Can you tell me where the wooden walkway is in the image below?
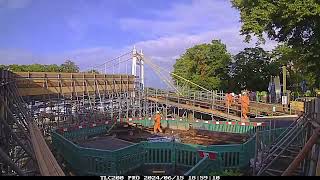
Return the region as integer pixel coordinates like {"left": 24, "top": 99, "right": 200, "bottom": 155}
{"left": 147, "top": 96, "right": 241, "bottom": 121}
{"left": 147, "top": 95, "right": 299, "bottom": 121}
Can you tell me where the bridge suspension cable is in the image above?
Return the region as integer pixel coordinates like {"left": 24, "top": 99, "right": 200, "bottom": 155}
{"left": 143, "top": 56, "right": 210, "bottom": 92}
{"left": 144, "top": 56, "right": 181, "bottom": 93}
{"left": 95, "top": 57, "right": 132, "bottom": 73}
{"left": 85, "top": 51, "right": 132, "bottom": 72}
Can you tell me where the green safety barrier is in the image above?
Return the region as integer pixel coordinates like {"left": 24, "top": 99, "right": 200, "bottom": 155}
{"left": 130, "top": 118, "right": 269, "bottom": 135}
{"left": 184, "top": 156, "right": 221, "bottom": 176}
{"left": 60, "top": 124, "right": 110, "bottom": 140}
{"left": 52, "top": 119, "right": 284, "bottom": 176}
{"left": 52, "top": 131, "right": 144, "bottom": 175}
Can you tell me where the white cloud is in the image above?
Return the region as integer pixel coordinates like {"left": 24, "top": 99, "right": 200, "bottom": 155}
{"left": 118, "top": 0, "right": 278, "bottom": 79}
{"left": 132, "top": 28, "right": 277, "bottom": 70}
{"left": 120, "top": 0, "right": 238, "bottom": 37}
{"left": 0, "top": 0, "right": 279, "bottom": 89}
{"left": 0, "top": 0, "right": 31, "bottom": 9}
{"left": 0, "top": 27, "right": 277, "bottom": 74}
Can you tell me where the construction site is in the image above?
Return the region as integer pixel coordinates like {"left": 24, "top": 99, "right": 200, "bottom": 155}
{"left": 0, "top": 47, "right": 319, "bottom": 176}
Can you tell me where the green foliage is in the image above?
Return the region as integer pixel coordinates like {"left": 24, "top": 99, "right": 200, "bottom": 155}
{"left": 209, "top": 169, "right": 243, "bottom": 176}
{"left": 172, "top": 40, "right": 231, "bottom": 91}
{"left": 231, "top": 0, "right": 320, "bottom": 89}
{"left": 271, "top": 44, "right": 308, "bottom": 92}
{"left": 1, "top": 60, "right": 80, "bottom": 73}
{"left": 86, "top": 69, "right": 100, "bottom": 74}
{"left": 60, "top": 60, "right": 79, "bottom": 73}
{"left": 0, "top": 65, "right": 6, "bottom": 71}
{"left": 230, "top": 47, "right": 280, "bottom": 92}
{"left": 46, "top": 64, "right": 61, "bottom": 72}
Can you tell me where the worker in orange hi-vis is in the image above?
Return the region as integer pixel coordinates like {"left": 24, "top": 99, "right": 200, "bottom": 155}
{"left": 225, "top": 92, "right": 233, "bottom": 112}
{"left": 240, "top": 91, "right": 250, "bottom": 122}
{"left": 154, "top": 111, "right": 163, "bottom": 133}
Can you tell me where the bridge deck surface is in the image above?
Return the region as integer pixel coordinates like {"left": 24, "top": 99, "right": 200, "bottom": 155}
{"left": 147, "top": 96, "right": 298, "bottom": 121}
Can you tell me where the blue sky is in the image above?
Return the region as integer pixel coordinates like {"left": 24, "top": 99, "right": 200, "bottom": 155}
{"left": 0, "top": 0, "right": 277, "bottom": 88}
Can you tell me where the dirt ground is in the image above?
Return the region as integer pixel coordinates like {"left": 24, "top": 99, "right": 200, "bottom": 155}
{"left": 107, "top": 123, "right": 249, "bottom": 146}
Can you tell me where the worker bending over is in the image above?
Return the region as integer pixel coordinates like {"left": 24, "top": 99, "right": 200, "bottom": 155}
{"left": 154, "top": 111, "right": 163, "bottom": 133}
{"left": 239, "top": 91, "right": 250, "bottom": 122}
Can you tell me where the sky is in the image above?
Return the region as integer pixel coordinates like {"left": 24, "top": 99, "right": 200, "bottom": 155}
{"left": 0, "top": 0, "right": 278, "bottom": 88}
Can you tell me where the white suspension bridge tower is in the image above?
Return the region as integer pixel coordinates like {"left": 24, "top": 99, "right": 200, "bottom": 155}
{"left": 132, "top": 46, "right": 144, "bottom": 90}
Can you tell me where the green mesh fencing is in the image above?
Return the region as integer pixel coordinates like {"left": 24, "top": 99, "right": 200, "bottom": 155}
{"left": 52, "top": 118, "right": 283, "bottom": 176}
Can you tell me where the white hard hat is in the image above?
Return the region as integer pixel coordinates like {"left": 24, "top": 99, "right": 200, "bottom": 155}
{"left": 231, "top": 93, "right": 235, "bottom": 96}
{"left": 156, "top": 111, "right": 160, "bottom": 114}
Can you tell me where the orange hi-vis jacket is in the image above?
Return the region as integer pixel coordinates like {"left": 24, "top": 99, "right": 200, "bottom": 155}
{"left": 240, "top": 95, "right": 250, "bottom": 110}
{"left": 155, "top": 114, "right": 161, "bottom": 124}
{"left": 154, "top": 114, "right": 162, "bottom": 133}
{"left": 225, "top": 93, "right": 233, "bottom": 107}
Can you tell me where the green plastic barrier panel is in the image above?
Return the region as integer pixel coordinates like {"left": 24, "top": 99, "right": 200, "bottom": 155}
{"left": 184, "top": 151, "right": 222, "bottom": 176}
{"left": 128, "top": 118, "right": 269, "bottom": 135}
{"left": 51, "top": 118, "right": 280, "bottom": 176}
{"left": 184, "top": 156, "right": 212, "bottom": 175}
{"left": 58, "top": 123, "right": 110, "bottom": 140}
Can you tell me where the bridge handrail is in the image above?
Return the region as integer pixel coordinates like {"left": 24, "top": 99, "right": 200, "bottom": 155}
{"left": 145, "top": 89, "right": 301, "bottom": 116}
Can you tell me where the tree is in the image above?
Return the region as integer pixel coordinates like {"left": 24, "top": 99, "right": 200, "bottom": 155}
{"left": 271, "top": 44, "right": 307, "bottom": 92}
{"left": 25, "top": 64, "right": 46, "bottom": 72}
{"left": 1, "top": 61, "right": 80, "bottom": 73}
{"left": 8, "top": 64, "right": 26, "bottom": 72}
{"left": 60, "top": 60, "right": 79, "bottom": 73}
{"left": 86, "top": 69, "right": 100, "bottom": 74}
{"left": 231, "top": 0, "right": 320, "bottom": 89}
{"left": 0, "top": 65, "right": 7, "bottom": 71}
{"left": 172, "top": 40, "right": 231, "bottom": 91}
{"left": 46, "top": 64, "right": 60, "bottom": 72}
{"left": 231, "top": 47, "right": 280, "bottom": 92}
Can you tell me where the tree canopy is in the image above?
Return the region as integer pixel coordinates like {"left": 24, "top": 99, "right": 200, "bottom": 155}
{"left": 230, "top": 47, "right": 280, "bottom": 92}
{"left": 86, "top": 69, "right": 100, "bottom": 74}
{"left": 1, "top": 60, "right": 80, "bottom": 73}
{"left": 60, "top": 60, "right": 80, "bottom": 73}
{"left": 231, "top": 0, "right": 320, "bottom": 89}
{"left": 172, "top": 40, "right": 231, "bottom": 91}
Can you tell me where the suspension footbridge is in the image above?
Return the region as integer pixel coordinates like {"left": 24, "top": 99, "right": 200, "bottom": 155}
{"left": 0, "top": 47, "right": 318, "bottom": 176}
